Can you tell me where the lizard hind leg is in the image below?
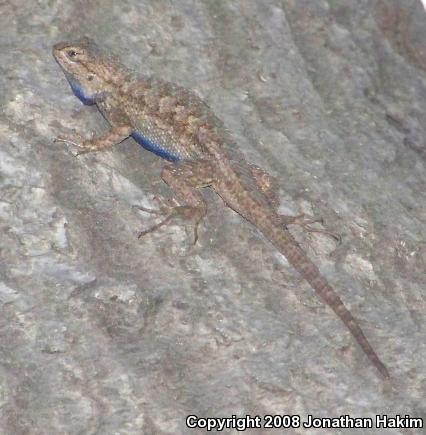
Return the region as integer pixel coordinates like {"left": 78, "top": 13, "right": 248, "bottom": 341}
{"left": 248, "top": 164, "right": 340, "bottom": 242}
{"left": 279, "top": 213, "right": 341, "bottom": 242}
{"left": 138, "top": 161, "right": 214, "bottom": 244}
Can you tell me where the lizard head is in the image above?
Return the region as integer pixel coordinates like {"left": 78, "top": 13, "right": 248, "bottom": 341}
{"left": 53, "top": 37, "right": 119, "bottom": 105}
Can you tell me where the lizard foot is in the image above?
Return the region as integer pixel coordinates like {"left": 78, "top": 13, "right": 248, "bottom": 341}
{"left": 280, "top": 212, "right": 341, "bottom": 242}
{"left": 137, "top": 204, "right": 206, "bottom": 245}
{"left": 54, "top": 133, "right": 98, "bottom": 156}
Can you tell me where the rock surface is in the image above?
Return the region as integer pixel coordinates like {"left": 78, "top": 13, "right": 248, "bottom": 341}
{"left": 1, "top": 0, "right": 425, "bottom": 433}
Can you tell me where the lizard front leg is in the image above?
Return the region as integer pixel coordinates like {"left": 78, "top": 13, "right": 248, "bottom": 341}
{"left": 55, "top": 124, "right": 133, "bottom": 155}
{"left": 138, "top": 160, "right": 215, "bottom": 244}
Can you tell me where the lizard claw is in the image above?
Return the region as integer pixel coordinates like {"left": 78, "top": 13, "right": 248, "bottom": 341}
{"left": 132, "top": 204, "right": 163, "bottom": 216}
{"left": 132, "top": 196, "right": 177, "bottom": 217}
{"left": 137, "top": 204, "right": 205, "bottom": 244}
{"left": 280, "top": 212, "right": 341, "bottom": 242}
{"left": 54, "top": 135, "right": 83, "bottom": 157}
{"left": 54, "top": 133, "right": 97, "bottom": 156}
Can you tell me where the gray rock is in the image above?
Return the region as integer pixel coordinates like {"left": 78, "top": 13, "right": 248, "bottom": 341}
{"left": 0, "top": 0, "right": 425, "bottom": 433}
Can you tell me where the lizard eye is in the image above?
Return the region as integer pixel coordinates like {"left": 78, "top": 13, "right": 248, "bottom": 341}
{"left": 67, "top": 50, "right": 78, "bottom": 58}
{"left": 87, "top": 75, "right": 94, "bottom": 81}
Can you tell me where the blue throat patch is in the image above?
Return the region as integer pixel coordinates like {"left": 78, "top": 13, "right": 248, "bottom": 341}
{"left": 66, "top": 73, "right": 97, "bottom": 105}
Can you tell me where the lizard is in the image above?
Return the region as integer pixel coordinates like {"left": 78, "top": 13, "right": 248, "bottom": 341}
{"left": 52, "top": 37, "right": 390, "bottom": 379}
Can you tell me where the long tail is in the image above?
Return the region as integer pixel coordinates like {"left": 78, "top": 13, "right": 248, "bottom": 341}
{"left": 258, "top": 217, "right": 389, "bottom": 378}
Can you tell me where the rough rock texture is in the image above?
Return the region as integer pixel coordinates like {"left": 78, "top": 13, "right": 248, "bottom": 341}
{"left": 1, "top": 0, "right": 425, "bottom": 434}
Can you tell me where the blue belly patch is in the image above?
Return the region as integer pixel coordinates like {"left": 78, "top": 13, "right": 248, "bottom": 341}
{"left": 131, "top": 130, "right": 181, "bottom": 162}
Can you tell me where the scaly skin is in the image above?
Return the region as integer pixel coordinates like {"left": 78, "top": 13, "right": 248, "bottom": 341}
{"left": 53, "top": 37, "right": 389, "bottom": 378}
